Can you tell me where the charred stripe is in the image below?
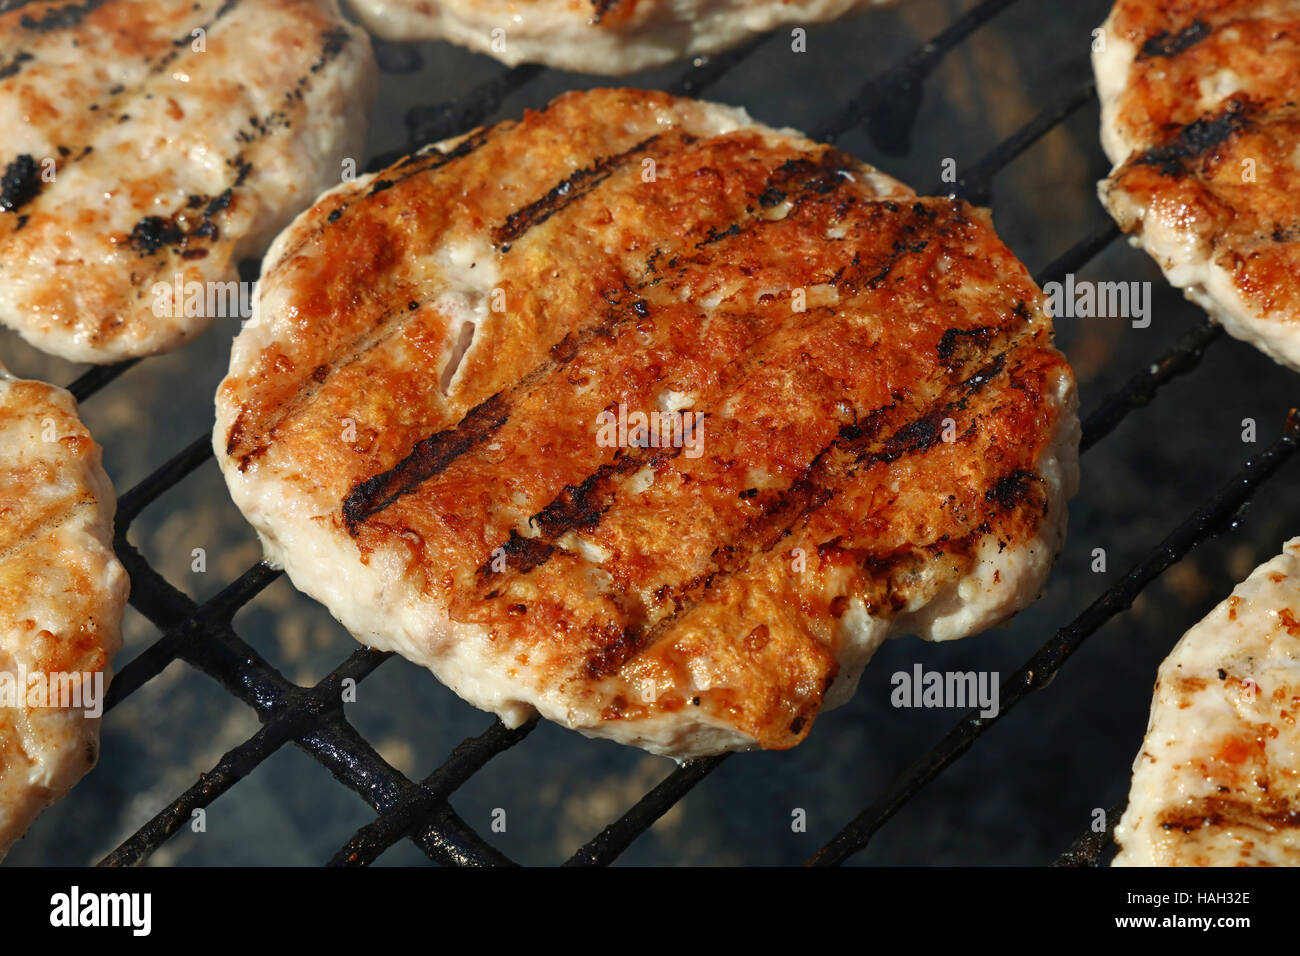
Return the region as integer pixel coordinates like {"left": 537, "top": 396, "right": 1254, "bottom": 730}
{"left": 342, "top": 392, "right": 510, "bottom": 533}
{"left": 493, "top": 135, "right": 659, "bottom": 249}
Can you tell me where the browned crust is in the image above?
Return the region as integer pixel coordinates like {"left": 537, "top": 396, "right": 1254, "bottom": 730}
{"left": 220, "top": 89, "right": 1073, "bottom": 748}
{"left": 1103, "top": 0, "right": 1300, "bottom": 328}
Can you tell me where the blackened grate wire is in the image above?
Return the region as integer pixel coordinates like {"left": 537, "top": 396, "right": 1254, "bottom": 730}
{"left": 62, "top": 0, "right": 1298, "bottom": 867}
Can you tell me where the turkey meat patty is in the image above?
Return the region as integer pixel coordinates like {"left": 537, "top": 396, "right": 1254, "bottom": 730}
{"left": 347, "top": 0, "right": 897, "bottom": 74}
{"left": 0, "top": 363, "right": 127, "bottom": 860}
{"left": 215, "top": 88, "right": 1080, "bottom": 758}
{"left": 1097, "top": 0, "right": 1300, "bottom": 370}
{"left": 0, "top": 0, "right": 376, "bottom": 362}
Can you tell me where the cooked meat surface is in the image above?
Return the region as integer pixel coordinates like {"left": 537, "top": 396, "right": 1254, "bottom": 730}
{"left": 1114, "top": 538, "right": 1300, "bottom": 866}
{"left": 215, "top": 88, "right": 1079, "bottom": 758}
{"left": 1097, "top": 0, "right": 1300, "bottom": 369}
{"left": 0, "top": 363, "right": 127, "bottom": 860}
{"left": 0, "top": 0, "right": 376, "bottom": 363}
{"left": 348, "top": 0, "right": 896, "bottom": 74}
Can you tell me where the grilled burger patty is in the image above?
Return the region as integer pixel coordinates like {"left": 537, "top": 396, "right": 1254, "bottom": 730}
{"left": 348, "top": 0, "right": 896, "bottom": 74}
{"left": 215, "top": 88, "right": 1079, "bottom": 758}
{"left": 1114, "top": 538, "right": 1300, "bottom": 866}
{"left": 1096, "top": 0, "right": 1300, "bottom": 370}
{"left": 0, "top": 363, "right": 127, "bottom": 860}
{"left": 0, "top": 0, "right": 376, "bottom": 363}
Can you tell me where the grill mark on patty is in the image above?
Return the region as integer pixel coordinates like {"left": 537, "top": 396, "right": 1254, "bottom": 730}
{"left": 590, "top": 0, "right": 622, "bottom": 23}
{"left": 462, "top": 200, "right": 993, "bottom": 614}
{"left": 1130, "top": 97, "right": 1255, "bottom": 177}
{"left": 339, "top": 288, "right": 654, "bottom": 528}
{"left": 0, "top": 50, "right": 32, "bottom": 79}
{"left": 472, "top": 302, "right": 1023, "bottom": 678}
{"left": 577, "top": 347, "right": 1024, "bottom": 678}
{"left": 267, "top": 126, "right": 496, "bottom": 283}
{"left": 464, "top": 194, "right": 946, "bottom": 594}
{"left": 0, "top": 0, "right": 253, "bottom": 231}
{"left": 1159, "top": 795, "right": 1300, "bottom": 834}
{"left": 342, "top": 392, "right": 511, "bottom": 532}
{"left": 0, "top": 154, "right": 41, "bottom": 212}
{"left": 493, "top": 135, "right": 660, "bottom": 249}
{"left": 314, "top": 140, "right": 867, "bottom": 514}
{"left": 0, "top": 496, "right": 94, "bottom": 565}
{"left": 1138, "top": 19, "right": 1209, "bottom": 59}
{"left": 15, "top": 0, "right": 111, "bottom": 31}
{"left": 0, "top": 0, "right": 247, "bottom": 178}
{"left": 247, "top": 137, "right": 862, "bottom": 467}
{"left": 0, "top": 0, "right": 53, "bottom": 14}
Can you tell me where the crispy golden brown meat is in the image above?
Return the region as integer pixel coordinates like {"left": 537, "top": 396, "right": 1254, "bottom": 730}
{"left": 1097, "top": 0, "right": 1300, "bottom": 369}
{"left": 1115, "top": 538, "right": 1300, "bottom": 867}
{"left": 0, "top": 364, "right": 126, "bottom": 859}
{"left": 0, "top": 0, "right": 375, "bottom": 362}
{"left": 216, "top": 89, "right": 1078, "bottom": 757}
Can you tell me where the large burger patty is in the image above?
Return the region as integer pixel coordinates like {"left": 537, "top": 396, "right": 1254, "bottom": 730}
{"left": 215, "top": 88, "right": 1079, "bottom": 758}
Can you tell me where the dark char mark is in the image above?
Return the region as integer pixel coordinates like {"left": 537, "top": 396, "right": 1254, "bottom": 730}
{"left": 590, "top": 0, "right": 622, "bottom": 23}
{"left": 0, "top": 154, "right": 41, "bottom": 212}
{"left": 0, "top": 50, "right": 32, "bottom": 79}
{"left": 337, "top": 286, "right": 651, "bottom": 529}
{"left": 580, "top": 347, "right": 1016, "bottom": 679}
{"left": 18, "top": 0, "right": 109, "bottom": 31}
{"left": 1139, "top": 19, "right": 1209, "bottom": 59}
{"left": 342, "top": 393, "right": 510, "bottom": 534}
{"left": 493, "top": 135, "right": 659, "bottom": 249}
{"left": 474, "top": 448, "right": 677, "bottom": 583}
{"left": 1159, "top": 797, "right": 1300, "bottom": 834}
{"left": 126, "top": 159, "right": 248, "bottom": 254}
{"left": 1132, "top": 98, "right": 1253, "bottom": 177}
{"left": 482, "top": 531, "right": 555, "bottom": 588}
{"left": 984, "top": 468, "right": 1038, "bottom": 511}
{"left": 936, "top": 325, "right": 996, "bottom": 370}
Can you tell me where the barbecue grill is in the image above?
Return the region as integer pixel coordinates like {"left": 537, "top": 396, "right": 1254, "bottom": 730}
{"left": 6, "top": 0, "right": 1298, "bottom": 867}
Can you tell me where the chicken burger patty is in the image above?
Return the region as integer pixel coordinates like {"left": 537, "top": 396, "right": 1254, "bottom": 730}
{"left": 0, "top": 363, "right": 127, "bottom": 860}
{"left": 1097, "top": 0, "right": 1300, "bottom": 370}
{"left": 347, "top": 0, "right": 897, "bottom": 74}
{"left": 215, "top": 88, "right": 1080, "bottom": 758}
{"left": 0, "top": 0, "right": 376, "bottom": 363}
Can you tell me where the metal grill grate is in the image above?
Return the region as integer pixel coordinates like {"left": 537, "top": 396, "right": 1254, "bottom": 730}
{"left": 57, "top": 0, "right": 1299, "bottom": 867}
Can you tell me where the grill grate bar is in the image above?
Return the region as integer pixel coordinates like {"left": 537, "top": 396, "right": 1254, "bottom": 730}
{"left": 563, "top": 754, "right": 729, "bottom": 866}
{"left": 1034, "top": 221, "right": 1120, "bottom": 289}
{"left": 951, "top": 73, "right": 1096, "bottom": 205}
{"left": 298, "top": 713, "right": 517, "bottom": 866}
{"left": 104, "top": 558, "right": 281, "bottom": 712}
{"left": 813, "top": 0, "right": 1023, "bottom": 149}
{"left": 67, "top": 358, "right": 139, "bottom": 403}
{"left": 806, "top": 411, "right": 1300, "bottom": 866}
{"left": 1053, "top": 798, "right": 1126, "bottom": 867}
{"left": 116, "top": 434, "right": 214, "bottom": 528}
{"left": 667, "top": 35, "right": 767, "bottom": 97}
{"left": 329, "top": 717, "right": 538, "bottom": 866}
{"left": 1081, "top": 315, "right": 1223, "bottom": 453}
{"left": 100, "top": 720, "right": 293, "bottom": 866}
{"left": 396, "top": 64, "right": 544, "bottom": 167}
